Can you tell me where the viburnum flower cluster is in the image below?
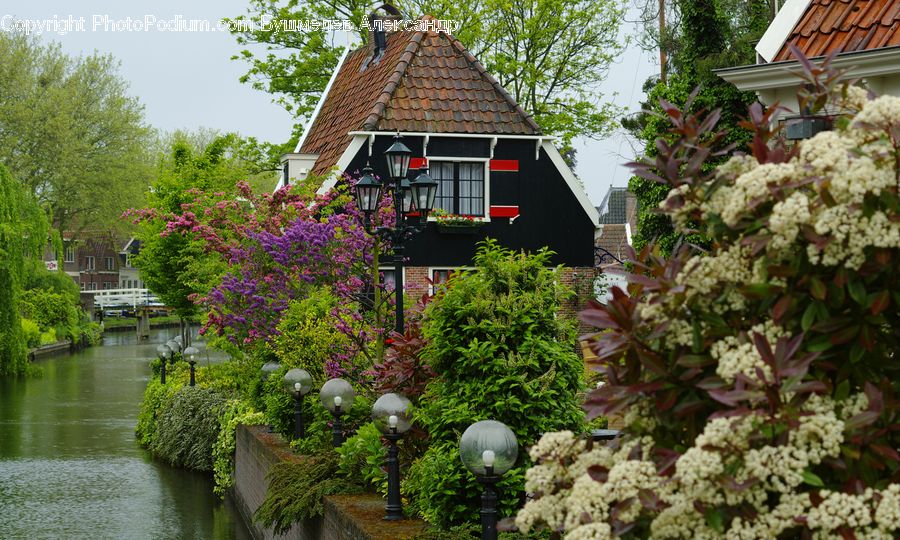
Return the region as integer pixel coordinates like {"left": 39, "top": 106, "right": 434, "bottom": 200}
{"left": 517, "top": 57, "right": 900, "bottom": 539}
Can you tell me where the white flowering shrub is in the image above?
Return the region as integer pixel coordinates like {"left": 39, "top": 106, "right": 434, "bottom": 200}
{"left": 515, "top": 53, "right": 900, "bottom": 539}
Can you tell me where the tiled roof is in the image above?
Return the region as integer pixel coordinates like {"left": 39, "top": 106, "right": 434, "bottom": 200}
{"left": 774, "top": 0, "right": 900, "bottom": 61}
{"left": 596, "top": 186, "right": 629, "bottom": 225}
{"left": 300, "top": 25, "right": 541, "bottom": 176}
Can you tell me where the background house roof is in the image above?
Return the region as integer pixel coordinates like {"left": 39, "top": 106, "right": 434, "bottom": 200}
{"left": 774, "top": 0, "right": 900, "bottom": 61}
{"left": 299, "top": 26, "right": 541, "bottom": 176}
{"left": 596, "top": 186, "right": 629, "bottom": 224}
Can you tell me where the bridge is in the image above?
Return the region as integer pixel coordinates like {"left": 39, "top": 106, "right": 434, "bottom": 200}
{"left": 92, "top": 288, "right": 162, "bottom": 310}
{"left": 90, "top": 288, "right": 168, "bottom": 340}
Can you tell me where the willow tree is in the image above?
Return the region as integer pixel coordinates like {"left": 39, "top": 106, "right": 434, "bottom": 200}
{"left": 0, "top": 165, "right": 48, "bottom": 376}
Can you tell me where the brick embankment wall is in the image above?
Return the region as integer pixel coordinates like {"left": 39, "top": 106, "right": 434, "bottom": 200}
{"left": 233, "top": 425, "right": 425, "bottom": 540}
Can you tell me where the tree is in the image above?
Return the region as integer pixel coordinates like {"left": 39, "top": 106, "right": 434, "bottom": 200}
{"left": 625, "top": 0, "right": 771, "bottom": 254}
{"left": 0, "top": 32, "right": 154, "bottom": 233}
{"left": 132, "top": 133, "right": 260, "bottom": 319}
{"left": 227, "top": 0, "right": 626, "bottom": 148}
{"left": 0, "top": 165, "right": 48, "bottom": 376}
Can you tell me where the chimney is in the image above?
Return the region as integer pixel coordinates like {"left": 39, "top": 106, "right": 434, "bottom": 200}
{"left": 366, "top": 3, "right": 403, "bottom": 64}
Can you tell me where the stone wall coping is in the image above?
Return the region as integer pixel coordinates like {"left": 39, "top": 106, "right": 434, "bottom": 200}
{"left": 236, "top": 424, "right": 426, "bottom": 540}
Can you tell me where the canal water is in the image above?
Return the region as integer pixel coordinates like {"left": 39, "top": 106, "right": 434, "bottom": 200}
{"left": 0, "top": 329, "right": 252, "bottom": 540}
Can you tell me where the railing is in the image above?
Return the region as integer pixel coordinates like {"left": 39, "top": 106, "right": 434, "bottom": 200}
{"left": 91, "top": 288, "right": 162, "bottom": 309}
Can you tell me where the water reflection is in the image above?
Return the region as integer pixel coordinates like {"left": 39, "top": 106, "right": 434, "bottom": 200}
{"left": 0, "top": 329, "right": 250, "bottom": 539}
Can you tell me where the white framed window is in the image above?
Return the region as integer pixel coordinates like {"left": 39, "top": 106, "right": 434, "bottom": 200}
{"left": 428, "top": 157, "right": 489, "bottom": 217}
{"left": 64, "top": 246, "right": 75, "bottom": 263}
{"left": 85, "top": 256, "right": 95, "bottom": 270}
{"left": 427, "top": 267, "right": 472, "bottom": 295}
{"left": 89, "top": 282, "right": 97, "bottom": 291}
{"left": 80, "top": 282, "right": 86, "bottom": 291}
{"left": 105, "top": 257, "right": 114, "bottom": 270}
{"left": 125, "top": 254, "right": 134, "bottom": 268}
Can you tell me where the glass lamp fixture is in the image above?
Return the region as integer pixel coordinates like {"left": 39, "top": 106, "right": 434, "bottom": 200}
{"left": 459, "top": 420, "right": 518, "bottom": 476}
{"left": 459, "top": 420, "right": 519, "bottom": 540}
{"left": 260, "top": 361, "right": 281, "bottom": 382}
{"left": 372, "top": 393, "right": 412, "bottom": 520}
{"left": 399, "top": 178, "right": 414, "bottom": 214}
{"left": 156, "top": 344, "right": 171, "bottom": 384}
{"left": 384, "top": 135, "right": 412, "bottom": 181}
{"left": 320, "top": 378, "right": 356, "bottom": 446}
{"left": 410, "top": 169, "right": 438, "bottom": 221}
{"left": 354, "top": 165, "right": 382, "bottom": 217}
{"left": 371, "top": 393, "right": 412, "bottom": 435}
{"left": 284, "top": 368, "right": 312, "bottom": 439}
{"left": 283, "top": 368, "right": 312, "bottom": 396}
{"left": 183, "top": 346, "right": 199, "bottom": 387}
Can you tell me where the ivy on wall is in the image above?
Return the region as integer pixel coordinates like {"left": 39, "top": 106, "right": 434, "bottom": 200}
{"left": 625, "top": 0, "right": 771, "bottom": 255}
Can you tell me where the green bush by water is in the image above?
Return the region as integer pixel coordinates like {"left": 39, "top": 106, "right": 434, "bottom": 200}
{"left": 150, "top": 386, "right": 227, "bottom": 471}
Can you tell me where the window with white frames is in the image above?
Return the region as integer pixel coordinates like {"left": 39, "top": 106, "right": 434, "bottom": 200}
{"left": 85, "top": 256, "right": 95, "bottom": 270}
{"left": 65, "top": 246, "right": 75, "bottom": 263}
{"left": 105, "top": 257, "right": 114, "bottom": 271}
{"left": 430, "top": 160, "right": 486, "bottom": 216}
{"left": 429, "top": 268, "right": 471, "bottom": 295}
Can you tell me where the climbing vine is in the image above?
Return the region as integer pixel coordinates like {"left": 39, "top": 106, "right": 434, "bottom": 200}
{"left": 626, "top": 0, "right": 771, "bottom": 254}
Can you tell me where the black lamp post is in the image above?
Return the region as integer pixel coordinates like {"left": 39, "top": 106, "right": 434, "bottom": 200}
{"left": 372, "top": 393, "right": 412, "bottom": 520}
{"left": 156, "top": 344, "right": 171, "bottom": 384}
{"left": 460, "top": 420, "right": 519, "bottom": 540}
{"left": 184, "top": 346, "right": 199, "bottom": 386}
{"left": 353, "top": 135, "right": 438, "bottom": 335}
{"left": 284, "top": 368, "right": 312, "bottom": 439}
{"left": 320, "top": 378, "right": 356, "bottom": 446}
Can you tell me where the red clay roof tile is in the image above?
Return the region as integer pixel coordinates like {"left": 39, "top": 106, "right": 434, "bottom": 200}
{"left": 775, "top": 0, "right": 900, "bottom": 61}
{"left": 300, "top": 25, "right": 540, "bottom": 176}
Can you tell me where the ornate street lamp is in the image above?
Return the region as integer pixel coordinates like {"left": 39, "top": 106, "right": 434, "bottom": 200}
{"left": 156, "top": 344, "right": 171, "bottom": 384}
{"left": 354, "top": 166, "right": 382, "bottom": 229}
{"left": 352, "top": 135, "right": 438, "bottom": 335}
{"left": 320, "top": 378, "right": 356, "bottom": 446}
{"left": 384, "top": 135, "right": 412, "bottom": 180}
{"left": 284, "top": 368, "right": 313, "bottom": 439}
{"left": 459, "top": 420, "right": 519, "bottom": 540}
{"left": 166, "top": 339, "right": 181, "bottom": 356}
{"left": 184, "top": 346, "right": 199, "bottom": 386}
{"left": 372, "top": 393, "right": 412, "bottom": 521}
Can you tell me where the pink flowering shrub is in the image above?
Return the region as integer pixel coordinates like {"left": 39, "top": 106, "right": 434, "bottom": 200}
{"left": 132, "top": 176, "right": 397, "bottom": 373}
{"left": 517, "top": 51, "right": 900, "bottom": 539}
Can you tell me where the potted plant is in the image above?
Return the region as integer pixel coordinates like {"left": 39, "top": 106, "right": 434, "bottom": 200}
{"left": 432, "top": 209, "right": 486, "bottom": 234}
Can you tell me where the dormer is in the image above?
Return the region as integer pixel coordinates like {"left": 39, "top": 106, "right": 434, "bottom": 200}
{"left": 279, "top": 152, "right": 320, "bottom": 188}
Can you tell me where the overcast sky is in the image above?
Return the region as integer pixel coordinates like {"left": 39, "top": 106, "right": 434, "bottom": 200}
{"left": 2, "top": 1, "right": 656, "bottom": 204}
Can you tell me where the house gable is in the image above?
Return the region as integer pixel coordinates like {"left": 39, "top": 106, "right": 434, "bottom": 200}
{"left": 297, "top": 24, "right": 540, "bottom": 179}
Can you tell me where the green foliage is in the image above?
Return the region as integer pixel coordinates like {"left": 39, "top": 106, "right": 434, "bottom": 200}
{"left": 0, "top": 163, "right": 46, "bottom": 376}
{"left": 150, "top": 386, "right": 228, "bottom": 471}
{"left": 412, "top": 522, "right": 550, "bottom": 539}
{"left": 408, "top": 240, "right": 585, "bottom": 526}
{"left": 135, "top": 134, "right": 253, "bottom": 317}
{"left": 0, "top": 32, "right": 153, "bottom": 232}
{"left": 20, "top": 319, "right": 40, "bottom": 349}
{"left": 213, "top": 399, "right": 265, "bottom": 497}
{"left": 135, "top": 374, "right": 182, "bottom": 446}
{"left": 254, "top": 454, "right": 363, "bottom": 535}
{"left": 288, "top": 392, "right": 375, "bottom": 455}
{"left": 19, "top": 289, "right": 79, "bottom": 331}
{"left": 625, "top": 0, "right": 770, "bottom": 254}
{"left": 39, "top": 328, "right": 58, "bottom": 346}
{"left": 271, "top": 287, "right": 347, "bottom": 385}
{"left": 336, "top": 422, "right": 388, "bottom": 496}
